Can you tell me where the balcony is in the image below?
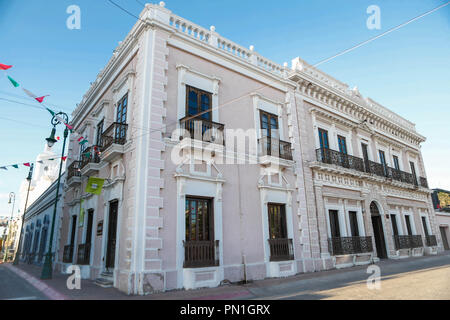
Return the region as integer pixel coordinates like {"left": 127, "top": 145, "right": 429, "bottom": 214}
{"left": 62, "top": 244, "right": 74, "bottom": 263}
{"left": 179, "top": 117, "right": 225, "bottom": 145}
{"left": 268, "top": 238, "right": 294, "bottom": 261}
{"left": 315, "top": 148, "right": 425, "bottom": 188}
{"left": 393, "top": 235, "right": 423, "bottom": 250}
{"left": 66, "top": 160, "right": 81, "bottom": 187}
{"left": 80, "top": 146, "right": 102, "bottom": 176}
{"left": 425, "top": 235, "right": 437, "bottom": 247}
{"left": 258, "top": 136, "right": 293, "bottom": 169}
{"left": 183, "top": 240, "right": 219, "bottom": 268}
{"left": 419, "top": 177, "right": 429, "bottom": 189}
{"left": 76, "top": 243, "right": 91, "bottom": 265}
{"left": 316, "top": 148, "right": 365, "bottom": 172}
{"left": 100, "top": 122, "right": 128, "bottom": 163}
{"left": 328, "top": 236, "right": 373, "bottom": 256}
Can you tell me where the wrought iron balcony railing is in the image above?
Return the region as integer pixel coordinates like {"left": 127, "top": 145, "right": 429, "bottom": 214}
{"left": 183, "top": 240, "right": 219, "bottom": 268}
{"left": 179, "top": 117, "right": 225, "bottom": 145}
{"left": 67, "top": 160, "right": 81, "bottom": 180}
{"left": 328, "top": 236, "right": 373, "bottom": 256}
{"left": 419, "top": 177, "right": 429, "bottom": 189}
{"left": 259, "top": 136, "right": 293, "bottom": 161}
{"left": 268, "top": 238, "right": 294, "bottom": 261}
{"left": 101, "top": 122, "right": 128, "bottom": 150}
{"left": 316, "top": 148, "right": 365, "bottom": 172}
{"left": 315, "top": 148, "right": 423, "bottom": 187}
{"left": 80, "top": 145, "right": 101, "bottom": 170}
{"left": 425, "top": 235, "right": 437, "bottom": 247}
{"left": 393, "top": 235, "right": 423, "bottom": 250}
{"left": 62, "top": 244, "right": 74, "bottom": 263}
{"left": 76, "top": 243, "right": 91, "bottom": 265}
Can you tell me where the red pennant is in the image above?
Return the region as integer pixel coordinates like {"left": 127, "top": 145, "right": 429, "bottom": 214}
{"left": 35, "top": 95, "right": 49, "bottom": 103}
{"left": 61, "top": 156, "right": 67, "bottom": 161}
{"left": 23, "top": 163, "right": 31, "bottom": 167}
{"left": 77, "top": 136, "right": 84, "bottom": 142}
{"left": 57, "top": 136, "right": 60, "bottom": 140}
{"left": 0, "top": 63, "right": 12, "bottom": 70}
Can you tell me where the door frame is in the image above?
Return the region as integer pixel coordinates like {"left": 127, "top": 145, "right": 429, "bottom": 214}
{"left": 103, "top": 199, "right": 119, "bottom": 272}
{"left": 369, "top": 201, "right": 389, "bottom": 259}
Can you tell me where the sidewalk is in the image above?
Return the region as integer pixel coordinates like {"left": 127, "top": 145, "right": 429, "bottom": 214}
{"left": 4, "top": 251, "right": 450, "bottom": 300}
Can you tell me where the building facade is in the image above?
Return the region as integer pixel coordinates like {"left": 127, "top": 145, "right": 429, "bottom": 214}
{"left": 432, "top": 189, "right": 450, "bottom": 251}
{"left": 56, "top": 3, "right": 443, "bottom": 295}
{"left": 17, "top": 144, "right": 64, "bottom": 265}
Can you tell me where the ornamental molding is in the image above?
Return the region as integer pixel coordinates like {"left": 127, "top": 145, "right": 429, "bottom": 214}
{"left": 291, "top": 70, "right": 425, "bottom": 147}
{"left": 112, "top": 70, "right": 136, "bottom": 93}
{"left": 176, "top": 64, "right": 221, "bottom": 83}
{"left": 311, "top": 164, "right": 430, "bottom": 198}
{"left": 251, "top": 92, "right": 285, "bottom": 109}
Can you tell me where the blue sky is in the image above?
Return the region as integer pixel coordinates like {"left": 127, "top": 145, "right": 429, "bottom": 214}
{"left": 0, "top": 0, "right": 449, "bottom": 217}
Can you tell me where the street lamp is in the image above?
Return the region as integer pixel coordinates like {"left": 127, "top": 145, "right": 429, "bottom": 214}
{"left": 13, "top": 164, "right": 34, "bottom": 265}
{"left": 41, "top": 112, "right": 70, "bottom": 279}
{"left": 3, "top": 192, "right": 16, "bottom": 262}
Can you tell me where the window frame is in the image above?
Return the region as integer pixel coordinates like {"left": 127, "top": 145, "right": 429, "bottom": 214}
{"left": 267, "top": 203, "right": 288, "bottom": 239}
{"left": 185, "top": 85, "right": 213, "bottom": 121}
{"left": 185, "top": 196, "right": 214, "bottom": 242}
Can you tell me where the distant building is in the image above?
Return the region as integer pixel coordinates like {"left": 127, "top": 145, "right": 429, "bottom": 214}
{"left": 17, "top": 144, "right": 65, "bottom": 265}
{"left": 432, "top": 189, "right": 450, "bottom": 250}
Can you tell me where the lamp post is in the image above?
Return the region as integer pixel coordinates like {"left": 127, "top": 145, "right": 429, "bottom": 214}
{"left": 3, "top": 192, "right": 16, "bottom": 262}
{"left": 13, "top": 164, "right": 34, "bottom": 265}
{"left": 41, "top": 112, "right": 69, "bottom": 279}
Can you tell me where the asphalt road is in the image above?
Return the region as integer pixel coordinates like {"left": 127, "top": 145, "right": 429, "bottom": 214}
{"left": 247, "top": 253, "right": 450, "bottom": 300}
{"left": 0, "top": 265, "right": 48, "bottom": 300}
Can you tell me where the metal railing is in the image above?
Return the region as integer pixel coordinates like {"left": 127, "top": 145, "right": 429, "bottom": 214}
{"left": 183, "top": 240, "right": 219, "bottom": 268}
{"left": 419, "top": 177, "right": 429, "bottom": 189}
{"left": 393, "top": 235, "right": 423, "bottom": 250}
{"left": 328, "top": 236, "right": 373, "bottom": 256}
{"left": 62, "top": 244, "right": 74, "bottom": 263}
{"left": 268, "top": 238, "right": 294, "bottom": 261}
{"left": 425, "top": 235, "right": 437, "bottom": 247}
{"left": 315, "top": 148, "right": 423, "bottom": 187}
{"left": 67, "top": 160, "right": 81, "bottom": 180}
{"left": 101, "top": 122, "right": 128, "bottom": 150}
{"left": 316, "top": 148, "right": 365, "bottom": 172}
{"left": 179, "top": 117, "right": 225, "bottom": 145}
{"left": 80, "top": 145, "right": 101, "bottom": 170}
{"left": 76, "top": 243, "right": 91, "bottom": 265}
{"left": 259, "top": 136, "right": 293, "bottom": 161}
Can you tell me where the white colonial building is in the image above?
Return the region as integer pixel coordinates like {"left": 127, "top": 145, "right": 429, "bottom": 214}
{"left": 56, "top": 2, "right": 443, "bottom": 295}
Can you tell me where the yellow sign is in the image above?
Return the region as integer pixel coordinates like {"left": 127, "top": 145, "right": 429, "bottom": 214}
{"left": 85, "top": 177, "right": 105, "bottom": 195}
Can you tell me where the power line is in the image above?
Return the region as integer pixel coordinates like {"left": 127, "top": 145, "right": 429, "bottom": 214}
{"left": 0, "top": 90, "right": 73, "bottom": 113}
{"left": 313, "top": 1, "right": 450, "bottom": 67}
{"left": 0, "top": 115, "right": 49, "bottom": 129}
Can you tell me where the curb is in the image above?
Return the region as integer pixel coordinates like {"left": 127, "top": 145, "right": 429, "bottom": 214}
{"left": 4, "top": 264, "right": 71, "bottom": 300}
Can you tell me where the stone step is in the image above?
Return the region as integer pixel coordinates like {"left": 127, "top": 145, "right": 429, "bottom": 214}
{"left": 94, "top": 277, "right": 113, "bottom": 288}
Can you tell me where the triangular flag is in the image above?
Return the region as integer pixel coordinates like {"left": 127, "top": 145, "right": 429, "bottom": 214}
{"left": 77, "top": 136, "right": 84, "bottom": 142}
{"left": 23, "top": 88, "right": 37, "bottom": 99}
{"left": 79, "top": 139, "right": 88, "bottom": 145}
{"left": 62, "top": 156, "right": 67, "bottom": 161}
{"left": 7, "top": 76, "right": 19, "bottom": 87}
{"left": 0, "top": 167, "right": 7, "bottom": 170}
{"left": 23, "top": 163, "right": 31, "bottom": 167}
{"left": 12, "top": 164, "right": 19, "bottom": 169}
{"left": 0, "top": 63, "right": 12, "bottom": 70}
{"left": 35, "top": 95, "right": 49, "bottom": 103}
{"left": 37, "top": 160, "right": 43, "bottom": 164}
{"left": 46, "top": 108, "right": 55, "bottom": 117}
